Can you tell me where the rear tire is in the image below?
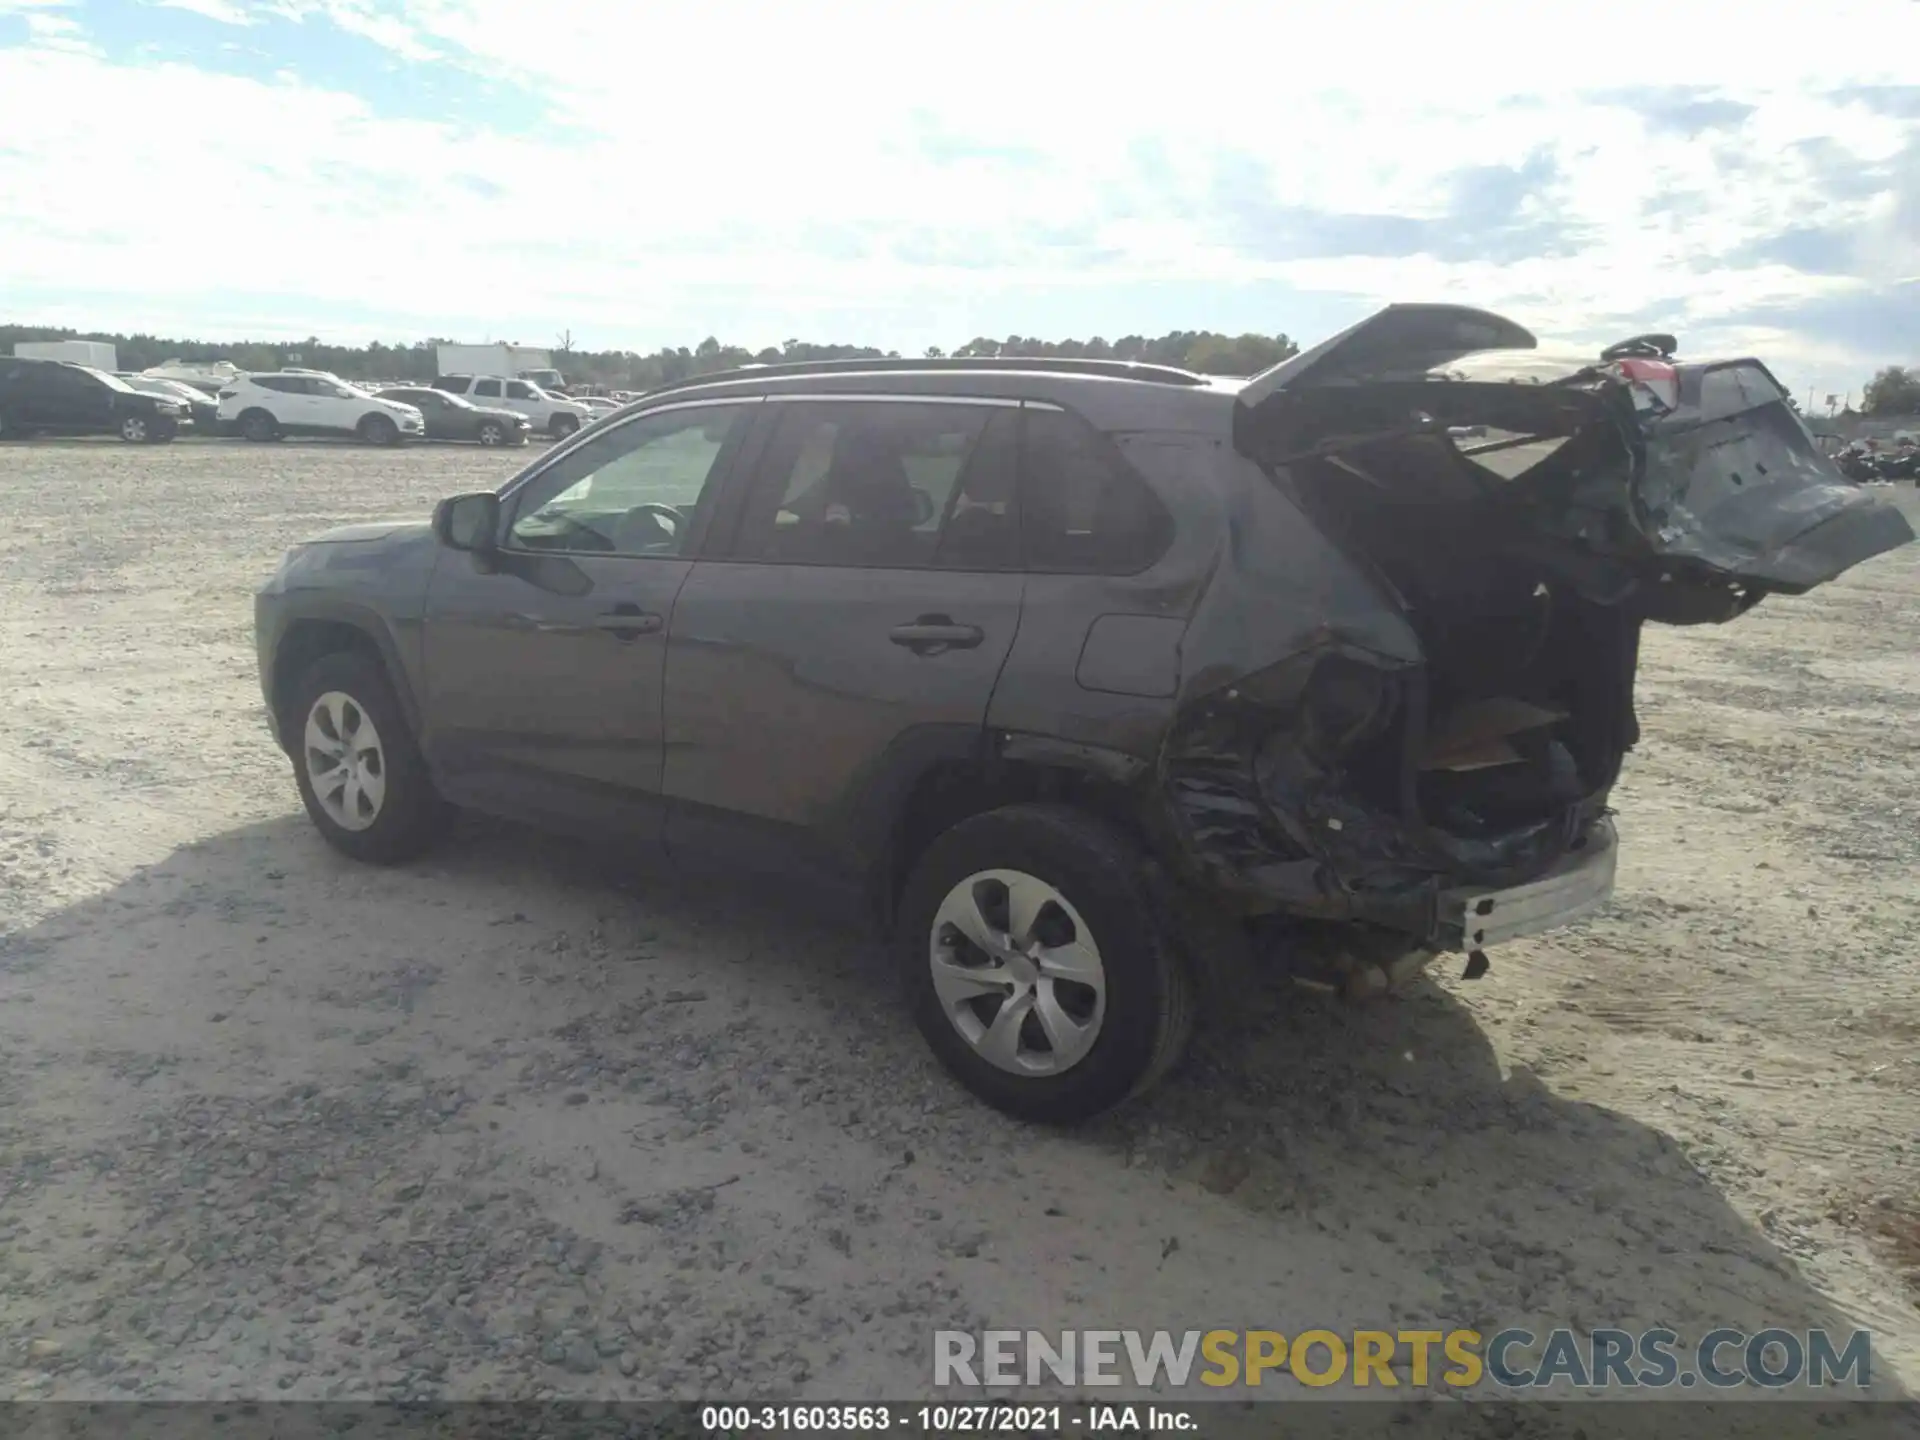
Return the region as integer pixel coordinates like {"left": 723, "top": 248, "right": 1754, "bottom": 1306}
{"left": 239, "top": 409, "right": 278, "bottom": 443}
{"left": 285, "top": 651, "right": 449, "bottom": 865}
{"left": 549, "top": 414, "right": 580, "bottom": 438}
{"left": 358, "top": 414, "right": 400, "bottom": 447}
{"left": 897, "top": 803, "right": 1194, "bottom": 1124}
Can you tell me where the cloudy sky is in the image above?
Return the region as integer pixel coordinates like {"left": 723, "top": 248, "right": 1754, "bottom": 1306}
{"left": 2, "top": 0, "right": 1917, "bottom": 402}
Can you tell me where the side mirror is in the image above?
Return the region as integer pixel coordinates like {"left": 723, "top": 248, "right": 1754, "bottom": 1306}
{"left": 432, "top": 492, "right": 501, "bottom": 555}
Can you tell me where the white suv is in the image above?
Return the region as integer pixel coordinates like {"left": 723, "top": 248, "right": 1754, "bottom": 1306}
{"left": 431, "top": 374, "right": 588, "bottom": 438}
{"left": 219, "top": 372, "right": 425, "bottom": 445}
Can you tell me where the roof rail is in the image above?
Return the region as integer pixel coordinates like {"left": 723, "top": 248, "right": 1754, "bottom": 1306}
{"left": 636, "top": 354, "right": 1212, "bottom": 398}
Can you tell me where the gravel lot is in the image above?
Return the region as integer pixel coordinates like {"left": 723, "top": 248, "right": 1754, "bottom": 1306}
{"left": 1, "top": 440, "right": 1917, "bottom": 1410}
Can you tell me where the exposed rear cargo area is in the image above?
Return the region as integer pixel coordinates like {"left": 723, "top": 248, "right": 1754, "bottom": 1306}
{"left": 1285, "top": 432, "right": 1644, "bottom": 855}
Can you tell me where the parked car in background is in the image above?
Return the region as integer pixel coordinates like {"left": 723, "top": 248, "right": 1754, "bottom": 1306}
{"left": 430, "top": 374, "right": 587, "bottom": 438}
{"left": 252, "top": 307, "right": 1914, "bottom": 1121}
{"left": 219, "top": 372, "right": 424, "bottom": 445}
{"left": 374, "top": 386, "right": 531, "bottom": 446}
{"left": 119, "top": 374, "right": 220, "bottom": 432}
{"left": 575, "top": 395, "right": 621, "bottom": 420}
{"left": 143, "top": 359, "right": 243, "bottom": 395}
{"left": 0, "top": 358, "right": 188, "bottom": 442}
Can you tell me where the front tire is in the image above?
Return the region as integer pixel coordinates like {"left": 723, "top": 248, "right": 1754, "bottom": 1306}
{"left": 477, "top": 421, "right": 505, "bottom": 446}
{"left": 238, "top": 409, "right": 278, "bottom": 443}
{"left": 549, "top": 414, "right": 580, "bottom": 438}
{"left": 897, "top": 803, "right": 1194, "bottom": 1124}
{"left": 358, "top": 414, "right": 400, "bottom": 447}
{"left": 285, "top": 652, "right": 448, "bottom": 864}
{"left": 118, "top": 414, "right": 151, "bottom": 443}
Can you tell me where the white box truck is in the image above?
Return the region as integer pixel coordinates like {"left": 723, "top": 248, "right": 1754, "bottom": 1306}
{"left": 435, "top": 343, "right": 566, "bottom": 392}
{"left": 14, "top": 339, "right": 119, "bottom": 371}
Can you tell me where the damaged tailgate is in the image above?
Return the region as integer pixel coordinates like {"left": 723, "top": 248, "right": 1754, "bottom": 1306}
{"left": 1233, "top": 304, "right": 1915, "bottom": 617}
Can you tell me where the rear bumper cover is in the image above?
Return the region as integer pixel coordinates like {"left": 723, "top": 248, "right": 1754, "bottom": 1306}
{"left": 1436, "top": 816, "right": 1617, "bottom": 951}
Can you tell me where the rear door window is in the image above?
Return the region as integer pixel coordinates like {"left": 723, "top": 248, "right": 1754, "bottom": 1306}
{"left": 1019, "top": 405, "right": 1172, "bottom": 574}
{"left": 473, "top": 379, "right": 503, "bottom": 399}
{"left": 726, "top": 400, "right": 1019, "bottom": 570}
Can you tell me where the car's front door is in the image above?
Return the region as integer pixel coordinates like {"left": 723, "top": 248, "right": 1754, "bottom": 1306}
{"left": 505, "top": 380, "right": 542, "bottom": 421}
{"left": 662, "top": 395, "right": 1025, "bottom": 881}
{"left": 396, "top": 390, "right": 453, "bottom": 438}
{"left": 309, "top": 377, "right": 364, "bottom": 432}
{"left": 419, "top": 399, "right": 760, "bottom": 838}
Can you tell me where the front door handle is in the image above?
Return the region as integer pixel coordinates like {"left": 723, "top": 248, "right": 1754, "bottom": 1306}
{"left": 595, "top": 606, "right": 664, "bottom": 638}
{"left": 889, "top": 615, "right": 985, "bottom": 654}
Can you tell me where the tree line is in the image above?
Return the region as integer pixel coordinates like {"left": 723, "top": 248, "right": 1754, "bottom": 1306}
{"left": 0, "top": 324, "right": 1301, "bottom": 387}
{"left": 1862, "top": 366, "right": 1920, "bottom": 417}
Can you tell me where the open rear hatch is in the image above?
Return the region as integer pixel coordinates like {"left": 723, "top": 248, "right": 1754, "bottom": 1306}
{"left": 1186, "top": 305, "right": 1914, "bottom": 937}
{"left": 1233, "top": 303, "right": 1914, "bottom": 623}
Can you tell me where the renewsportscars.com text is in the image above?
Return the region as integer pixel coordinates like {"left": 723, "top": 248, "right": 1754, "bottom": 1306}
{"left": 934, "top": 1327, "right": 1873, "bottom": 1390}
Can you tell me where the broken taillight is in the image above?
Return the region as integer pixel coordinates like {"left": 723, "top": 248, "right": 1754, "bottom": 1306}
{"left": 1608, "top": 358, "right": 1680, "bottom": 414}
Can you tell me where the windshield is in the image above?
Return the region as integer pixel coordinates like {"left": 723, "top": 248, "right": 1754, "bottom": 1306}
{"left": 1431, "top": 347, "right": 1604, "bottom": 385}
{"left": 133, "top": 378, "right": 196, "bottom": 400}
{"left": 72, "top": 365, "right": 134, "bottom": 392}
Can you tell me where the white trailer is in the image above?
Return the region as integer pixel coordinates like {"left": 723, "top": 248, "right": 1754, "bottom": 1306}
{"left": 13, "top": 339, "right": 119, "bottom": 371}
{"left": 435, "top": 343, "right": 563, "bottom": 391}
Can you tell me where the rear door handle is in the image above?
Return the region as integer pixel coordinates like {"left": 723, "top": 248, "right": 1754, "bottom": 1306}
{"left": 595, "top": 607, "right": 664, "bottom": 637}
{"left": 889, "top": 615, "right": 985, "bottom": 653}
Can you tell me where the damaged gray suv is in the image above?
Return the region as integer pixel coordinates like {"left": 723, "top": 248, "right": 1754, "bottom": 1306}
{"left": 254, "top": 305, "right": 1914, "bottom": 1122}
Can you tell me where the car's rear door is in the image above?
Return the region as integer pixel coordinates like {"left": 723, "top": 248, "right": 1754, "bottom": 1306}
{"left": 469, "top": 377, "right": 512, "bottom": 420}
{"left": 264, "top": 376, "right": 322, "bottom": 431}
{"left": 4, "top": 364, "right": 60, "bottom": 427}
{"left": 418, "top": 398, "right": 760, "bottom": 839}
{"left": 36, "top": 366, "right": 107, "bottom": 431}
{"left": 662, "top": 394, "right": 1025, "bottom": 882}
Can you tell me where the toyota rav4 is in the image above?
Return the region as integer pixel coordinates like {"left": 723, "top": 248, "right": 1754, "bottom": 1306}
{"left": 253, "top": 305, "right": 1913, "bottom": 1122}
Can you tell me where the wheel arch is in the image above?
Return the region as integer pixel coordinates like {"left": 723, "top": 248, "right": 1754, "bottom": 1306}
{"left": 268, "top": 606, "right": 423, "bottom": 755}
{"left": 859, "top": 729, "right": 1164, "bottom": 931}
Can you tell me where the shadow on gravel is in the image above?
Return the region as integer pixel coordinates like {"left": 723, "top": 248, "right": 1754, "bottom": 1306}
{"left": 0, "top": 810, "right": 1905, "bottom": 1415}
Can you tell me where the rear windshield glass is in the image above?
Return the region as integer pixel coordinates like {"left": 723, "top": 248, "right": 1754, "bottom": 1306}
{"left": 1428, "top": 348, "right": 1599, "bottom": 385}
